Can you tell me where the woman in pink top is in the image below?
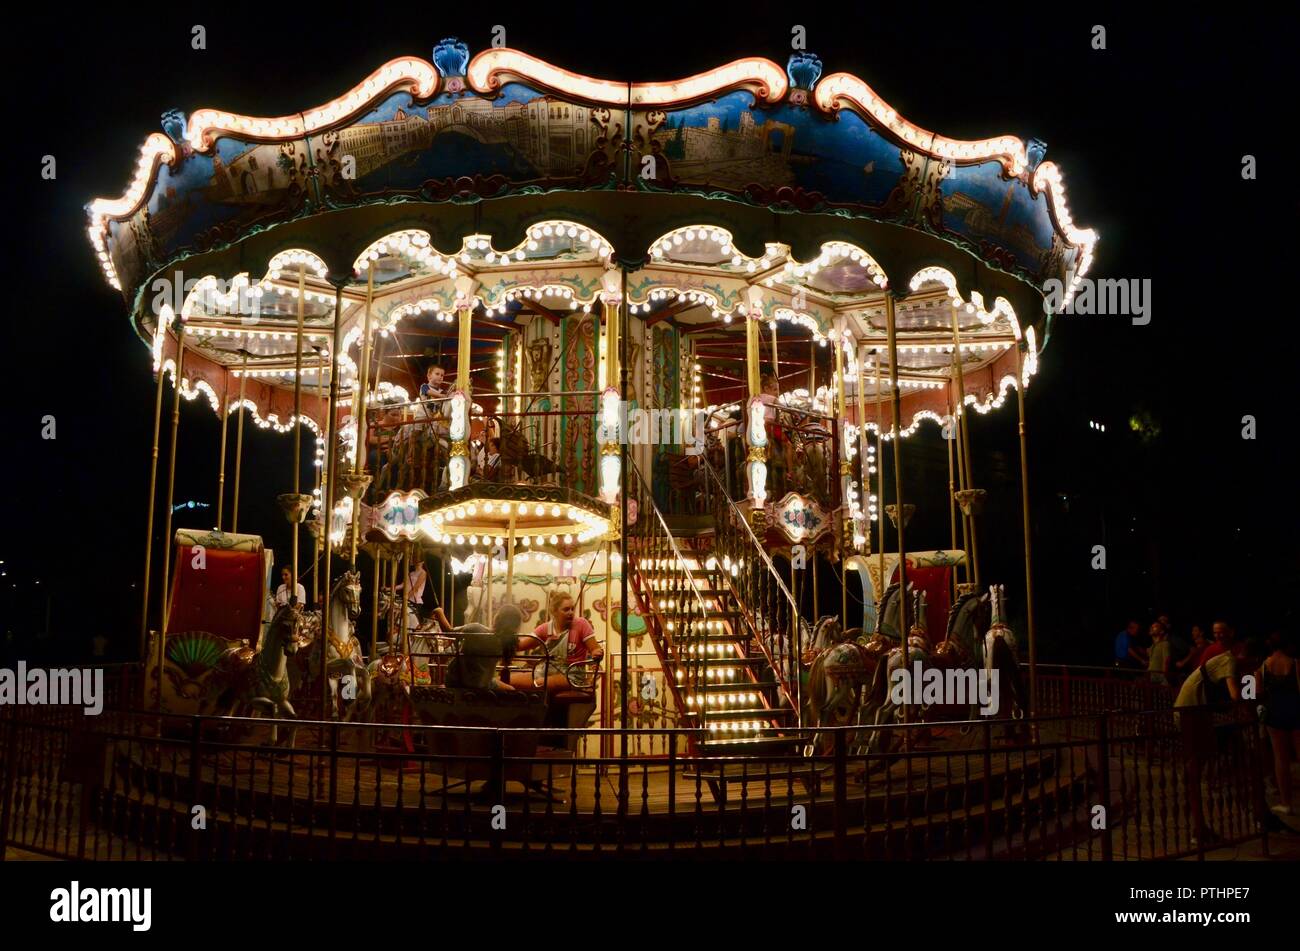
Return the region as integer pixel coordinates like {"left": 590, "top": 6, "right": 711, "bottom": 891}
{"left": 510, "top": 589, "right": 603, "bottom": 693}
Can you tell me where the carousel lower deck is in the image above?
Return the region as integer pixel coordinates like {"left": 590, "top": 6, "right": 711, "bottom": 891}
{"left": 12, "top": 720, "right": 1229, "bottom": 860}
{"left": 5, "top": 702, "right": 1270, "bottom": 860}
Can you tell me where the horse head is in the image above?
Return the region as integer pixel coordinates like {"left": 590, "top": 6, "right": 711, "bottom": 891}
{"left": 934, "top": 589, "right": 989, "bottom": 667}
{"left": 808, "top": 615, "right": 845, "bottom": 653}
{"left": 267, "top": 603, "right": 303, "bottom": 657}
{"left": 334, "top": 569, "right": 363, "bottom": 622}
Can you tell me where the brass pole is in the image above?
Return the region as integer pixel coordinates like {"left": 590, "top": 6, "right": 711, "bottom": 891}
{"left": 504, "top": 515, "right": 517, "bottom": 604}
{"left": 321, "top": 284, "right": 345, "bottom": 720}
{"left": 603, "top": 540, "right": 613, "bottom": 747}
{"left": 874, "top": 352, "right": 885, "bottom": 610}
{"left": 808, "top": 338, "right": 815, "bottom": 394}
{"left": 216, "top": 371, "right": 230, "bottom": 531}
{"left": 885, "top": 296, "right": 910, "bottom": 710}
{"left": 232, "top": 350, "right": 249, "bottom": 534}
{"left": 770, "top": 321, "right": 779, "bottom": 383}
{"left": 950, "top": 365, "right": 972, "bottom": 583}
{"left": 140, "top": 346, "right": 167, "bottom": 661}
{"left": 485, "top": 545, "right": 495, "bottom": 627}
{"left": 157, "top": 322, "right": 187, "bottom": 711}
{"left": 1015, "top": 341, "right": 1038, "bottom": 719}
{"left": 950, "top": 309, "right": 980, "bottom": 589}
{"left": 834, "top": 320, "right": 849, "bottom": 629}
{"left": 291, "top": 263, "right": 306, "bottom": 590}
{"left": 314, "top": 346, "right": 325, "bottom": 605}
{"left": 813, "top": 550, "right": 821, "bottom": 620}
{"left": 349, "top": 267, "right": 376, "bottom": 568}
{"left": 855, "top": 343, "right": 870, "bottom": 628}
{"left": 400, "top": 545, "right": 410, "bottom": 659}
{"left": 441, "top": 549, "right": 449, "bottom": 626}
{"left": 370, "top": 548, "right": 381, "bottom": 659}
{"left": 947, "top": 395, "right": 959, "bottom": 602}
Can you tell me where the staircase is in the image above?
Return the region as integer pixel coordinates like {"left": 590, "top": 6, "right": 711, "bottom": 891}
{"left": 628, "top": 458, "right": 804, "bottom": 755}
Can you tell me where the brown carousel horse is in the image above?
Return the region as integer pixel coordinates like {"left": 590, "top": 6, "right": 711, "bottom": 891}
{"left": 497, "top": 419, "right": 568, "bottom": 481}
{"left": 803, "top": 616, "right": 871, "bottom": 756}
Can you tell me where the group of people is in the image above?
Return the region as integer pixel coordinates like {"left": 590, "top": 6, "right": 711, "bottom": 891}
{"left": 447, "top": 589, "right": 603, "bottom": 694}
{"left": 385, "top": 559, "right": 599, "bottom": 693}
{"left": 1117, "top": 616, "right": 1300, "bottom": 822}
{"left": 365, "top": 364, "right": 504, "bottom": 492}
{"left": 1113, "top": 616, "right": 1249, "bottom": 687}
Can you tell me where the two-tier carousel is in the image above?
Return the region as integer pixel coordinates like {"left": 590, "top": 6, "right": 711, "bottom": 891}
{"left": 87, "top": 37, "right": 1095, "bottom": 791}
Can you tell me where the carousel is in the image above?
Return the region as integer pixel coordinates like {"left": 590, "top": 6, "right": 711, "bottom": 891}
{"left": 77, "top": 37, "right": 1102, "bottom": 852}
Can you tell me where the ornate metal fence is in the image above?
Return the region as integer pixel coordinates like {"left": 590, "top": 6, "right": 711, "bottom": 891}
{"left": 1, "top": 697, "right": 1270, "bottom": 861}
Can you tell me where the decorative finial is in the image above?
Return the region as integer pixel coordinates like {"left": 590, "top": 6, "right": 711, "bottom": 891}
{"left": 1026, "top": 139, "right": 1048, "bottom": 173}
{"left": 161, "top": 109, "right": 188, "bottom": 145}
{"left": 786, "top": 52, "right": 823, "bottom": 105}
{"left": 433, "top": 37, "right": 471, "bottom": 93}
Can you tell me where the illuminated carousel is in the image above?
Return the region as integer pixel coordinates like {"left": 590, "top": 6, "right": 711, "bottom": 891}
{"left": 72, "top": 37, "right": 1106, "bottom": 855}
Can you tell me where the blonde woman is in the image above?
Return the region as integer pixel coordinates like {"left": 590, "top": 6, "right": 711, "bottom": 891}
{"left": 510, "top": 589, "right": 603, "bottom": 693}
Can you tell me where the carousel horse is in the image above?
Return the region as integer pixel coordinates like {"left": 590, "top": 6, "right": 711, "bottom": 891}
{"left": 294, "top": 571, "right": 371, "bottom": 721}
{"left": 860, "top": 584, "right": 990, "bottom": 735}
{"left": 803, "top": 616, "right": 872, "bottom": 755}
{"left": 860, "top": 589, "right": 934, "bottom": 754}
{"left": 498, "top": 420, "right": 567, "bottom": 480}
{"left": 982, "top": 584, "right": 1028, "bottom": 731}
{"left": 208, "top": 602, "right": 302, "bottom": 746}
{"left": 377, "top": 590, "right": 454, "bottom": 658}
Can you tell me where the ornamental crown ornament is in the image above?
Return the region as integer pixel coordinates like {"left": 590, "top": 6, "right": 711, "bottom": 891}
{"left": 786, "top": 52, "right": 822, "bottom": 92}
{"left": 433, "top": 38, "right": 470, "bottom": 78}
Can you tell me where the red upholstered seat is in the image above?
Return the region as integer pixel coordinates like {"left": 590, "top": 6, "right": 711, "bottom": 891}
{"left": 166, "top": 544, "right": 265, "bottom": 645}
{"left": 891, "top": 565, "right": 952, "bottom": 638}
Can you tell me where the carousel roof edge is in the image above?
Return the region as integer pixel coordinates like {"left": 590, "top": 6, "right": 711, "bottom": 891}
{"left": 86, "top": 41, "right": 1096, "bottom": 306}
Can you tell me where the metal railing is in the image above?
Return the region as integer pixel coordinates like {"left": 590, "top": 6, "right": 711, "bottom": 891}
{"left": 691, "top": 403, "right": 841, "bottom": 515}
{"left": 698, "top": 456, "right": 804, "bottom": 714}
{"left": 626, "top": 458, "right": 719, "bottom": 737}
{"left": 365, "top": 398, "right": 599, "bottom": 499}
{"left": 0, "top": 702, "right": 1269, "bottom": 860}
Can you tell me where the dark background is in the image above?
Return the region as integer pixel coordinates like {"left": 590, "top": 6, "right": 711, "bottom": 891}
{"left": 3, "top": 7, "right": 1297, "bottom": 665}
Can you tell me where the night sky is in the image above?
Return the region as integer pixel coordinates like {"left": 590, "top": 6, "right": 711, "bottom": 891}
{"left": 4, "top": 8, "right": 1296, "bottom": 665}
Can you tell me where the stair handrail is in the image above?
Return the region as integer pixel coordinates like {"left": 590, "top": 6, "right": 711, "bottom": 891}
{"left": 627, "top": 457, "right": 717, "bottom": 729}
{"left": 698, "top": 454, "right": 804, "bottom": 721}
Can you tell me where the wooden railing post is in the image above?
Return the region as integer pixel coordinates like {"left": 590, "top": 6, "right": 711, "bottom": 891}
{"left": 833, "top": 728, "right": 848, "bottom": 859}
{"left": 328, "top": 722, "right": 339, "bottom": 859}
{"left": 188, "top": 715, "right": 202, "bottom": 861}
{"left": 0, "top": 715, "right": 18, "bottom": 861}
{"left": 981, "top": 720, "right": 995, "bottom": 858}
{"left": 1097, "top": 713, "right": 1113, "bottom": 861}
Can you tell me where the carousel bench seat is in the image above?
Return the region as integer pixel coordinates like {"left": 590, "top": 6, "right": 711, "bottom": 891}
{"left": 408, "top": 686, "right": 548, "bottom": 793}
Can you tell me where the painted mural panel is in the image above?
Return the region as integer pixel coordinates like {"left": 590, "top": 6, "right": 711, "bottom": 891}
{"left": 648, "top": 92, "right": 906, "bottom": 213}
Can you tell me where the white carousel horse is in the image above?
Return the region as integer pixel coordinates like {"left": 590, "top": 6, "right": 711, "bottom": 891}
{"left": 982, "top": 584, "right": 1028, "bottom": 729}
{"left": 294, "top": 571, "right": 372, "bottom": 721}
{"left": 209, "top": 603, "right": 303, "bottom": 746}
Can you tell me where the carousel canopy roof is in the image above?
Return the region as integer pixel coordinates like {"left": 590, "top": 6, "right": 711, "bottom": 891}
{"left": 88, "top": 40, "right": 1096, "bottom": 436}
